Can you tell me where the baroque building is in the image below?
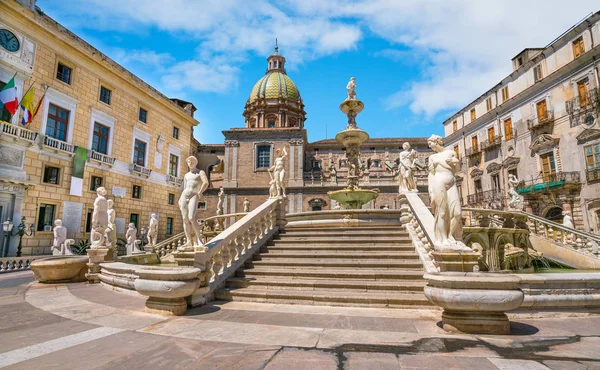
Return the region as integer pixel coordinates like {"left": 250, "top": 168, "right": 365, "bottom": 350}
{"left": 442, "top": 11, "right": 600, "bottom": 231}
{"left": 0, "top": 0, "right": 198, "bottom": 256}
{"left": 195, "top": 47, "right": 431, "bottom": 219}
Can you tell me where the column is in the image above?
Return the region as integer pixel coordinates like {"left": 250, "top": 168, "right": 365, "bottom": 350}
{"left": 288, "top": 193, "right": 295, "bottom": 213}
{"left": 289, "top": 141, "right": 295, "bottom": 181}
{"left": 229, "top": 194, "right": 237, "bottom": 227}
{"left": 297, "top": 140, "right": 304, "bottom": 183}
{"left": 231, "top": 141, "right": 239, "bottom": 187}
{"left": 223, "top": 145, "right": 230, "bottom": 184}
{"left": 297, "top": 193, "right": 303, "bottom": 213}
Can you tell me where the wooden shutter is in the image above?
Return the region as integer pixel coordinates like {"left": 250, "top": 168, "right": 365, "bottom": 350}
{"left": 578, "top": 80, "right": 588, "bottom": 107}
{"left": 504, "top": 118, "right": 513, "bottom": 140}
{"left": 472, "top": 136, "right": 478, "bottom": 151}
{"left": 536, "top": 100, "right": 547, "bottom": 121}
{"left": 487, "top": 127, "right": 495, "bottom": 142}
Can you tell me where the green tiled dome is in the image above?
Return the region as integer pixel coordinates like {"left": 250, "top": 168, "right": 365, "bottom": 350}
{"left": 248, "top": 71, "right": 300, "bottom": 104}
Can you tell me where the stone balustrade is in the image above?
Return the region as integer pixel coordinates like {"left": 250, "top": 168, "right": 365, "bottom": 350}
{"left": 129, "top": 163, "right": 152, "bottom": 177}
{"left": 0, "top": 256, "right": 48, "bottom": 273}
{"left": 43, "top": 136, "right": 75, "bottom": 155}
{"left": 150, "top": 233, "right": 187, "bottom": 258}
{"left": 89, "top": 150, "right": 116, "bottom": 166}
{"left": 399, "top": 193, "right": 439, "bottom": 273}
{"left": 1, "top": 120, "right": 38, "bottom": 144}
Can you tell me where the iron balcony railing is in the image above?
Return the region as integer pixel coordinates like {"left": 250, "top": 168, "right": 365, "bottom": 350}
{"left": 566, "top": 87, "right": 600, "bottom": 127}
{"left": 516, "top": 171, "right": 581, "bottom": 193}
{"left": 166, "top": 174, "right": 183, "bottom": 186}
{"left": 481, "top": 135, "right": 503, "bottom": 151}
{"left": 526, "top": 110, "right": 555, "bottom": 131}
{"left": 466, "top": 189, "right": 505, "bottom": 209}
{"left": 586, "top": 167, "right": 600, "bottom": 183}
{"left": 465, "top": 145, "right": 482, "bottom": 157}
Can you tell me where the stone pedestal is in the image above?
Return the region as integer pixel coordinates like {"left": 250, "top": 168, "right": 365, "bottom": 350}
{"left": 103, "top": 247, "right": 116, "bottom": 262}
{"left": 173, "top": 251, "right": 196, "bottom": 267}
{"left": 86, "top": 248, "right": 109, "bottom": 284}
{"left": 432, "top": 251, "right": 480, "bottom": 272}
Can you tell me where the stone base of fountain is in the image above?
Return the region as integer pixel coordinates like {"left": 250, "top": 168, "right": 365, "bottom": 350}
{"left": 328, "top": 188, "right": 379, "bottom": 210}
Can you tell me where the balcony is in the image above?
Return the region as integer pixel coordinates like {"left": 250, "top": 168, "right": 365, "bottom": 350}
{"left": 465, "top": 145, "right": 482, "bottom": 157}
{"left": 586, "top": 167, "right": 600, "bottom": 183}
{"left": 43, "top": 136, "right": 75, "bottom": 156}
{"left": 466, "top": 189, "right": 505, "bottom": 209}
{"left": 88, "top": 150, "right": 115, "bottom": 167}
{"left": 1, "top": 121, "right": 38, "bottom": 145}
{"left": 130, "top": 163, "right": 152, "bottom": 178}
{"left": 166, "top": 174, "right": 183, "bottom": 186}
{"left": 527, "top": 110, "right": 555, "bottom": 131}
{"left": 481, "top": 135, "right": 503, "bottom": 151}
{"left": 566, "top": 88, "right": 599, "bottom": 127}
{"left": 516, "top": 171, "right": 581, "bottom": 194}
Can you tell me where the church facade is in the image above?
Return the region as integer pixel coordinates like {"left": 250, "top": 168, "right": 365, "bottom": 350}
{"left": 195, "top": 47, "right": 431, "bottom": 219}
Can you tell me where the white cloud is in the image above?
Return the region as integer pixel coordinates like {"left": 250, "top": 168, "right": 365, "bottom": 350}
{"left": 161, "top": 61, "right": 239, "bottom": 94}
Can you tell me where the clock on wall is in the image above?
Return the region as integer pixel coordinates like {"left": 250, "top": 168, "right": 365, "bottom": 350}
{"left": 0, "top": 29, "right": 20, "bottom": 53}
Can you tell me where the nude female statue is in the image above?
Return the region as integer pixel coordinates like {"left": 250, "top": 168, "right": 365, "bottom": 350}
{"left": 268, "top": 147, "right": 287, "bottom": 198}
{"left": 427, "top": 135, "right": 469, "bottom": 251}
{"left": 147, "top": 213, "right": 158, "bottom": 246}
{"left": 90, "top": 186, "right": 109, "bottom": 248}
{"left": 398, "top": 142, "right": 418, "bottom": 193}
{"left": 178, "top": 156, "right": 209, "bottom": 251}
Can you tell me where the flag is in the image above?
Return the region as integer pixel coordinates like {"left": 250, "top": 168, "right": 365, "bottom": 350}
{"left": 0, "top": 76, "right": 18, "bottom": 115}
{"left": 20, "top": 86, "right": 35, "bottom": 126}
{"left": 32, "top": 88, "right": 46, "bottom": 119}
{"left": 70, "top": 146, "right": 88, "bottom": 196}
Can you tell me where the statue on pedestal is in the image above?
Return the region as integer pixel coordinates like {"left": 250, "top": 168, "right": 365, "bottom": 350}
{"left": 216, "top": 187, "right": 224, "bottom": 216}
{"left": 147, "top": 213, "right": 158, "bottom": 246}
{"left": 178, "top": 156, "right": 209, "bottom": 251}
{"left": 126, "top": 223, "right": 142, "bottom": 254}
{"left": 427, "top": 134, "right": 470, "bottom": 251}
{"left": 52, "top": 219, "right": 67, "bottom": 256}
{"left": 243, "top": 198, "right": 251, "bottom": 213}
{"left": 107, "top": 200, "right": 117, "bottom": 248}
{"left": 346, "top": 77, "right": 357, "bottom": 100}
{"left": 398, "top": 142, "right": 418, "bottom": 193}
{"left": 268, "top": 147, "right": 287, "bottom": 198}
{"left": 90, "top": 187, "right": 109, "bottom": 249}
{"left": 507, "top": 174, "right": 523, "bottom": 210}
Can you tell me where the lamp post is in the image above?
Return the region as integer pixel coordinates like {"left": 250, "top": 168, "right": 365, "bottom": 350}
{"left": 2, "top": 217, "right": 34, "bottom": 257}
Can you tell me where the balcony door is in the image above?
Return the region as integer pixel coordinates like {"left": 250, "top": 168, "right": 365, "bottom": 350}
{"left": 487, "top": 127, "right": 495, "bottom": 142}
{"left": 540, "top": 152, "right": 556, "bottom": 182}
{"left": 536, "top": 100, "right": 547, "bottom": 121}
{"left": 471, "top": 136, "right": 479, "bottom": 151}
{"left": 577, "top": 79, "right": 589, "bottom": 107}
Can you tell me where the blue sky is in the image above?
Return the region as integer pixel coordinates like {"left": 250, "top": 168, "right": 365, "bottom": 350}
{"left": 37, "top": 0, "right": 598, "bottom": 144}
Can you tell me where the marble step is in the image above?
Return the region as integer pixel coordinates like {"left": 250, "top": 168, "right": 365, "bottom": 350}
{"left": 280, "top": 230, "right": 409, "bottom": 237}
{"left": 226, "top": 277, "right": 427, "bottom": 292}
{"left": 261, "top": 245, "right": 415, "bottom": 252}
{"left": 254, "top": 251, "right": 419, "bottom": 260}
{"left": 284, "top": 226, "right": 403, "bottom": 232}
{"left": 271, "top": 237, "right": 411, "bottom": 244}
{"left": 237, "top": 268, "right": 425, "bottom": 280}
{"left": 246, "top": 259, "right": 424, "bottom": 269}
{"left": 214, "top": 287, "right": 434, "bottom": 308}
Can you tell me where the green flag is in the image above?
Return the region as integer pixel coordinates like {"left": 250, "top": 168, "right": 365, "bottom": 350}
{"left": 70, "top": 146, "right": 88, "bottom": 196}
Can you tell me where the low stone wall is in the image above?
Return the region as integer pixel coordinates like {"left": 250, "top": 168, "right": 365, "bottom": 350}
{"left": 116, "top": 253, "right": 160, "bottom": 265}
{"left": 517, "top": 272, "right": 600, "bottom": 309}
{"left": 286, "top": 209, "right": 402, "bottom": 228}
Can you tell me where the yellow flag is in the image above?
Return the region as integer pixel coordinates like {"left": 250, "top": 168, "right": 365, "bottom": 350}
{"left": 20, "top": 86, "right": 35, "bottom": 126}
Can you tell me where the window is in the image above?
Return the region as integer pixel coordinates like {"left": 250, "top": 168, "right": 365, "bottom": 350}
{"left": 533, "top": 65, "right": 543, "bottom": 82}
{"left": 577, "top": 79, "right": 589, "bottom": 107}
{"left": 99, "top": 86, "right": 111, "bottom": 105}
{"left": 573, "top": 36, "right": 585, "bottom": 58}
{"left": 172, "top": 126, "right": 179, "bottom": 139}
{"left": 585, "top": 144, "right": 600, "bottom": 173}
{"left": 540, "top": 152, "right": 556, "bottom": 181}
{"left": 501, "top": 86, "right": 509, "bottom": 102}
{"left": 166, "top": 217, "right": 173, "bottom": 235}
{"left": 486, "top": 97, "right": 492, "bottom": 111}
{"left": 130, "top": 213, "right": 139, "bottom": 229}
{"left": 138, "top": 107, "right": 147, "bottom": 123}
{"left": 197, "top": 201, "right": 207, "bottom": 210}
{"left": 256, "top": 145, "right": 271, "bottom": 169}
{"left": 536, "top": 100, "right": 548, "bottom": 121}
{"left": 452, "top": 120, "right": 457, "bottom": 132}
{"left": 470, "top": 108, "right": 476, "bottom": 122}
{"left": 311, "top": 206, "right": 322, "bottom": 211}
{"left": 474, "top": 179, "right": 482, "bottom": 194}
{"left": 491, "top": 174, "right": 500, "bottom": 191}
{"left": 268, "top": 120, "right": 275, "bottom": 128}
{"left": 471, "top": 135, "right": 479, "bottom": 151}
{"left": 168, "top": 193, "right": 175, "bottom": 205}
{"left": 169, "top": 154, "right": 179, "bottom": 177}
{"left": 43, "top": 166, "right": 60, "bottom": 184}
{"left": 373, "top": 160, "right": 381, "bottom": 168}
{"left": 517, "top": 57, "right": 523, "bottom": 67}
{"left": 132, "top": 185, "right": 142, "bottom": 199}
{"left": 90, "top": 176, "right": 103, "bottom": 191}
{"left": 133, "top": 139, "right": 147, "bottom": 166}
{"left": 312, "top": 160, "right": 321, "bottom": 170}
{"left": 487, "top": 127, "right": 496, "bottom": 142}
{"left": 56, "top": 63, "right": 72, "bottom": 84}
{"left": 37, "top": 204, "right": 55, "bottom": 231}
{"left": 85, "top": 209, "right": 93, "bottom": 232}
{"left": 46, "top": 103, "right": 70, "bottom": 141}
{"left": 92, "top": 122, "right": 110, "bottom": 154}
{"left": 453, "top": 145, "right": 459, "bottom": 158}
{"left": 504, "top": 118, "right": 513, "bottom": 141}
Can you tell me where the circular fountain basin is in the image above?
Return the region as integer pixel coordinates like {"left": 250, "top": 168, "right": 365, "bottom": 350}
{"left": 339, "top": 99, "right": 364, "bottom": 115}
{"left": 31, "top": 256, "right": 88, "bottom": 283}
{"left": 328, "top": 188, "right": 379, "bottom": 209}
{"left": 335, "top": 129, "right": 369, "bottom": 147}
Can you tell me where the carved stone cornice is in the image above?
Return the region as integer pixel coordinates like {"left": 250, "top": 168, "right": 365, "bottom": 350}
{"left": 576, "top": 128, "right": 600, "bottom": 144}
{"left": 288, "top": 139, "right": 304, "bottom": 146}
{"left": 469, "top": 167, "right": 484, "bottom": 180}
{"left": 224, "top": 140, "right": 240, "bottom": 147}
{"left": 502, "top": 156, "right": 520, "bottom": 170}
{"left": 486, "top": 162, "right": 502, "bottom": 174}
{"left": 529, "top": 134, "right": 559, "bottom": 153}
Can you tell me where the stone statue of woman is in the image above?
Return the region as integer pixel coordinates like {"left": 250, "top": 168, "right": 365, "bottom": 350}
{"left": 216, "top": 187, "right": 224, "bottom": 216}
{"left": 107, "top": 200, "right": 117, "bottom": 248}
{"left": 427, "top": 134, "right": 470, "bottom": 251}
{"left": 90, "top": 186, "right": 109, "bottom": 249}
{"left": 147, "top": 213, "right": 158, "bottom": 246}
{"left": 268, "top": 147, "right": 287, "bottom": 198}
{"left": 398, "top": 142, "right": 418, "bottom": 193}
{"left": 507, "top": 174, "right": 523, "bottom": 210}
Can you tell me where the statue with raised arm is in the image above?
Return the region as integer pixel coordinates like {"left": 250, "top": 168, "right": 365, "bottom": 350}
{"left": 346, "top": 77, "right": 357, "bottom": 100}
{"left": 507, "top": 174, "right": 523, "bottom": 210}
{"left": 427, "top": 134, "right": 470, "bottom": 251}
{"left": 52, "top": 219, "right": 67, "bottom": 256}
{"left": 147, "top": 213, "right": 158, "bottom": 246}
{"left": 398, "top": 142, "right": 418, "bottom": 193}
{"left": 178, "top": 156, "right": 209, "bottom": 251}
{"left": 90, "top": 187, "right": 109, "bottom": 249}
{"left": 216, "top": 187, "right": 225, "bottom": 216}
{"left": 268, "top": 147, "right": 287, "bottom": 198}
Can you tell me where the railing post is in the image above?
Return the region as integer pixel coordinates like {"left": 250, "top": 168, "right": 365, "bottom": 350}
{"left": 275, "top": 198, "right": 287, "bottom": 230}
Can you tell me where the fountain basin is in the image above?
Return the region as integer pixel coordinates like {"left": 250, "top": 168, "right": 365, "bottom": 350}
{"left": 335, "top": 129, "right": 369, "bottom": 147}
{"left": 31, "top": 256, "right": 88, "bottom": 283}
{"left": 328, "top": 188, "right": 379, "bottom": 210}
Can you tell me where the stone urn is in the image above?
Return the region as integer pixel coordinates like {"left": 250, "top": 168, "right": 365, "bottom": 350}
{"left": 30, "top": 256, "right": 88, "bottom": 283}
{"left": 424, "top": 272, "right": 524, "bottom": 335}
{"left": 134, "top": 266, "right": 201, "bottom": 316}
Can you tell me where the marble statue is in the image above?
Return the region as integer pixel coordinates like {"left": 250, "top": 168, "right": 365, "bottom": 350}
{"left": 346, "top": 77, "right": 357, "bottom": 100}
{"left": 563, "top": 211, "right": 574, "bottom": 229}
{"left": 329, "top": 162, "right": 337, "bottom": 183}
{"left": 90, "top": 186, "right": 109, "bottom": 249}
{"left": 347, "top": 110, "right": 357, "bottom": 130}
{"left": 147, "top": 213, "right": 158, "bottom": 246}
{"left": 107, "top": 199, "right": 117, "bottom": 248}
{"left": 243, "top": 197, "right": 250, "bottom": 213}
{"left": 398, "top": 142, "right": 418, "bottom": 193}
{"left": 52, "top": 219, "right": 67, "bottom": 256}
{"left": 216, "top": 187, "right": 225, "bottom": 216}
{"left": 268, "top": 177, "right": 278, "bottom": 198}
{"left": 178, "top": 156, "right": 209, "bottom": 251}
{"left": 268, "top": 147, "right": 287, "bottom": 198}
{"left": 427, "top": 134, "right": 470, "bottom": 251}
{"left": 507, "top": 174, "right": 523, "bottom": 210}
{"left": 125, "top": 223, "right": 139, "bottom": 254}
{"left": 156, "top": 134, "right": 165, "bottom": 154}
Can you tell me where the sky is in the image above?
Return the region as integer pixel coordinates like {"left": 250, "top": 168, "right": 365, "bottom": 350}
{"left": 37, "top": 0, "right": 599, "bottom": 144}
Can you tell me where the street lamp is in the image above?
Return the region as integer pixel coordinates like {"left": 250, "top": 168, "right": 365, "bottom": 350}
{"left": 2, "top": 217, "right": 34, "bottom": 257}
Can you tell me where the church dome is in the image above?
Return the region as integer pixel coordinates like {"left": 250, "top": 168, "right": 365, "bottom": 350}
{"left": 248, "top": 71, "right": 301, "bottom": 104}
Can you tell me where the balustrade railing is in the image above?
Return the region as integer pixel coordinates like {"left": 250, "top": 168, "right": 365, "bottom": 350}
{"left": 466, "top": 189, "right": 505, "bottom": 209}
{"left": 399, "top": 193, "right": 439, "bottom": 273}
{"left": 43, "top": 136, "right": 75, "bottom": 154}
{"left": 151, "top": 233, "right": 187, "bottom": 258}
{"left": 586, "top": 167, "right": 600, "bottom": 183}
{"left": 89, "top": 150, "right": 116, "bottom": 166}
{"left": 481, "top": 135, "right": 503, "bottom": 151}
{"left": 166, "top": 174, "right": 183, "bottom": 186}
{"left": 526, "top": 110, "right": 555, "bottom": 130}
{"left": 566, "top": 88, "right": 600, "bottom": 127}
{"left": 0, "top": 256, "right": 48, "bottom": 273}
{"left": 130, "top": 163, "right": 152, "bottom": 177}
{"left": 1, "top": 121, "right": 38, "bottom": 144}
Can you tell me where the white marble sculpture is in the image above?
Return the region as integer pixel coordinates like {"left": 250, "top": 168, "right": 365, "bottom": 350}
{"left": 90, "top": 186, "right": 109, "bottom": 249}
{"left": 398, "top": 142, "right": 418, "bottom": 193}
{"left": 178, "top": 156, "right": 209, "bottom": 251}
{"left": 107, "top": 199, "right": 117, "bottom": 248}
{"left": 126, "top": 223, "right": 142, "bottom": 254}
{"left": 563, "top": 211, "right": 574, "bottom": 229}
{"left": 147, "top": 213, "right": 158, "bottom": 246}
{"left": 507, "top": 174, "right": 523, "bottom": 210}
{"left": 268, "top": 147, "right": 287, "bottom": 198}
{"left": 216, "top": 187, "right": 225, "bottom": 216}
{"left": 427, "top": 134, "right": 470, "bottom": 251}
{"left": 243, "top": 197, "right": 250, "bottom": 213}
{"left": 346, "top": 77, "right": 357, "bottom": 100}
{"left": 52, "top": 219, "right": 67, "bottom": 256}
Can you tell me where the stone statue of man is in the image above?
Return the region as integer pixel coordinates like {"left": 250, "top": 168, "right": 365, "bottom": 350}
{"left": 178, "top": 156, "right": 209, "bottom": 251}
{"left": 217, "top": 187, "right": 224, "bottom": 216}
{"left": 125, "top": 223, "right": 137, "bottom": 255}
{"left": 398, "top": 142, "right": 418, "bottom": 193}
{"left": 147, "top": 213, "right": 158, "bottom": 246}
{"left": 346, "top": 77, "right": 357, "bottom": 100}
{"left": 243, "top": 198, "right": 250, "bottom": 213}
{"left": 107, "top": 199, "right": 117, "bottom": 248}
{"left": 52, "top": 219, "right": 67, "bottom": 255}
{"left": 91, "top": 186, "right": 108, "bottom": 248}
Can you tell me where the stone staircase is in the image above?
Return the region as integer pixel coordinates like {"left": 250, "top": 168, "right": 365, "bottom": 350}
{"left": 215, "top": 226, "right": 434, "bottom": 308}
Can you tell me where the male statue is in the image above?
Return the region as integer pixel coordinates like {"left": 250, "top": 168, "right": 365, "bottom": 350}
{"left": 91, "top": 186, "right": 109, "bottom": 248}
{"left": 178, "top": 156, "right": 209, "bottom": 251}
{"left": 107, "top": 199, "right": 117, "bottom": 248}
{"left": 147, "top": 213, "right": 158, "bottom": 246}
{"left": 52, "top": 219, "right": 67, "bottom": 255}
{"left": 243, "top": 197, "right": 251, "bottom": 213}
{"left": 346, "top": 77, "right": 357, "bottom": 100}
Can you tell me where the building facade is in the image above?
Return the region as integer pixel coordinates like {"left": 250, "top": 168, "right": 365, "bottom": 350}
{"left": 442, "top": 11, "right": 600, "bottom": 231}
{"left": 0, "top": 0, "right": 198, "bottom": 256}
{"left": 195, "top": 47, "right": 431, "bottom": 219}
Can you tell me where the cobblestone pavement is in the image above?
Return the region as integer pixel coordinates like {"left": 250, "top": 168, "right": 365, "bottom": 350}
{"left": 2, "top": 271, "right": 600, "bottom": 369}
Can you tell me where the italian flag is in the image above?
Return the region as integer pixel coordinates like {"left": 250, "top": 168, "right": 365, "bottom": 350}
{"left": 0, "top": 77, "right": 18, "bottom": 116}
